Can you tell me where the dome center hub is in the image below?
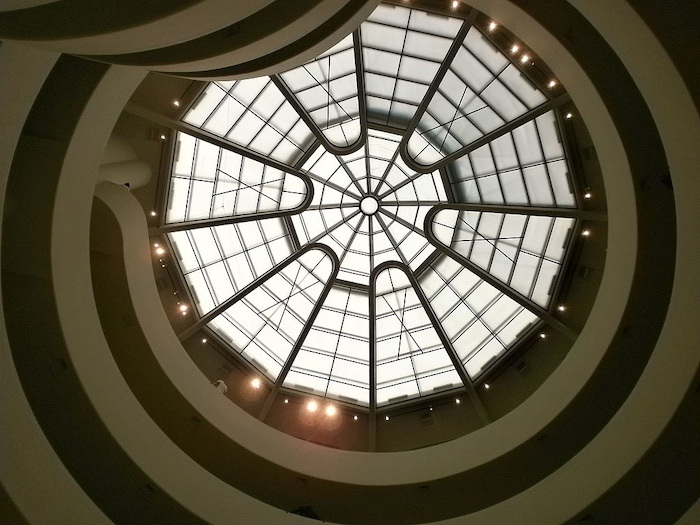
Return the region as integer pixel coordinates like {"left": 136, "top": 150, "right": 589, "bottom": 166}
{"left": 360, "top": 196, "right": 380, "bottom": 216}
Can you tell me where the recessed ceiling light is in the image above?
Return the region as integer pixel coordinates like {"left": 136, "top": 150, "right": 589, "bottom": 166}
{"left": 201, "top": 338, "right": 207, "bottom": 343}
{"left": 325, "top": 405, "right": 337, "bottom": 416}
{"left": 179, "top": 304, "right": 188, "bottom": 312}
{"left": 251, "top": 378, "right": 261, "bottom": 389}
{"left": 540, "top": 333, "right": 546, "bottom": 339}
{"left": 353, "top": 415, "right": 358, "bottom": 420}
{"left": 582, "top": 229, "right": 591, "bottom": 237}
{"left": 385, "top": 415, "right": 390, "bottom": 421}
{"left": 521, "top": 54, "right": 529, "bottom": 63}
{"left": 566, "top": 112, "right": 573, "bottom": 119}
{"left": 455, "top": 398, "right": 461, "bottom": 404}
{"left": 155, "top": 247, "right": 165, "bottom": 255}
{"left": 451, "top": 1, "right": 459, "bottom": 9}
{"left": 558, "top": 305, "right": 566, "bottom": 312}
{"left": 307, "top": 400, "right": 318, "bottom": 412}
{"left": 160, "top": 134, "right": 166, "bottom": 140}
{"left": 548, "top": 80, "right": 557, "bottom": 88}
{"left": 511, "top": 45, "right": 519, "bottom": 53}
{"left": 484, "top": 383, "right": 490, "bottom": 389}
{"left": 488, "top": 21, "right": 497, "bottom": 32}
{"left": 284, "top": 398, "right": 289, "bottom": 404}
{"left": 150, "top": 211, "right": 157, "bottom": 217}
{"left": 173, "top": 100, "right": 180, "bottom": 107}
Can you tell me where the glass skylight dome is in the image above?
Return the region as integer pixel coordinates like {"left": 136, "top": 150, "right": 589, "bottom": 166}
{"left": 162, "top": 3, "right": 581, "bottom": 413}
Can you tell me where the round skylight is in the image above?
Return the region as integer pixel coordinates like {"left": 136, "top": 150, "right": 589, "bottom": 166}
{"left": 162, "top": 3, "right": 582, "bottom": 412}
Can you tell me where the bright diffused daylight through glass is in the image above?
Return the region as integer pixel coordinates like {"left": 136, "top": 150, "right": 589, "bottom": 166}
{"left": 161, "top": 3, "right": 583, "bottom": 413}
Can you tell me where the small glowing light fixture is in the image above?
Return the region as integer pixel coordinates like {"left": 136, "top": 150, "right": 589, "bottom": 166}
{"left": 548, "top": 80, "right": 557, "bottom": 88}
{"left": 540, "top": 332, "right": 546, "bottom": 339}
{"left": 155, "top": 247, "right": 165, "bottom": 256}
{"left": 150, "top": 211, "right": 157, "bottom": 217}
{"left": 385, "top": 415, "right": 390, "bottom": 421}
{"left": 353, "top": 415, "right": 359, "bottom": 421}
{"left": 451, "top": 0, "right": 459, "bottom": 9}
{"left": 307, "top": 400, "right": 319, "bottom": 412}
{"left": 160, "top": 134, "right": 166, "bottom": 140}
{"left": 566, "top": 112, "right": 573, "bottom": 119}
{"left": 557, "top": 304, "right": 566, "bottom": 312}
{"left": 582, "top": 229, "right": 591, "bottom": 237}
{"left": 179, "top": 304, "right": 188, "bottom": 312}
{"left": 488, "top": 21, "right": 497, "bottom": 32}
{"left": 520, "top": 54, "right": 530, "bottom": 64}
{"left": 584, "top": 190, "right": 592, "bottom": 199}
{"left": 511, "top": 44, "right": 519, "bottom": 53}
{"left": 201, "top": 338, "right": 207, "bottom": 344}
{"left": 484, "top": 383, "right": 490, "bottom": 390}
{"left": 284, "top": 398, "right": 289, "bottom": 404}
{"left": 325, "top": 405, "right": 337, "bottom": 416}
{"left": 455, "top": 398, "right": 461, "bottom": 404}
{"left": 429, "top": 406, "right": 434, "bottom": 411}
{"left": 251, "top": 377, "right": 261, "bottom": 389}
{"left": 173, "top": 100, "right": 180, "bottom": 107}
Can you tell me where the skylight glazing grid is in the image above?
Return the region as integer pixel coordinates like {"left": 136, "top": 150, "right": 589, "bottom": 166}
{"left": 285, "top": 286, "right": 370, "bottom": 405}
{"left": 166, "top": 132, "right": 308, "bottom": 224}
{"left": 162, "top": 2, "right": 583, "bottom": 411}
{"left": 361, "top": 4, "right": 462, "bottom": 129}
{"left": 183, "top": 80, "right": 315, "bottom": 165}
{"left": 448, "top": 111, "right": 575, "bottom": 207}
{"left": 168, "top": 220, "right": 293, "bottom": 316}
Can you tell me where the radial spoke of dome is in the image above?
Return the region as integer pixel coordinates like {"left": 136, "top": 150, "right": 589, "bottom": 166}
{"left": 271, "top": 75, "right": 365, "bottom": 156}
{"left": 338, "top": 215, "right": 366, "bottom": 267}
{"left": 375, "top": 214, "right": 409, "bottom": 265}
{"left": 284, "top": 216, "right": 301, "bottom": 250}
{"left": 152, "top": 209, "right": 310, "bottom": 235}
{"left": 305, "top": 202, "right": 360, "bottom": 211}
{"left": 354, "top": 28, "right": 369, "bottom": 156}
{"left": 378, "top": 207, "right": 425, "bottom": 237}
{"left": 401, "top": 94, "right": 572, "bottom": 174}
{"left": 371, "top": 134, "right": 408, "bottom": 197}
{"left": 376, "top": 169, "right": 428, "bottom": 200}
{"left": 337, "top": 151, "right": 371, "bottom": 196}
{"left": 368, "top": 258, "right": 378, "bottom": 451}
{"left": 397, "top": 11, "right": 476, "bottom": 162}
{"left": 371, "top": 261, "right": 490, "bottom": 426}
{"left": 177, "top": 243, "right": 336, "bottom": 342}
{"left": 428, "top": 203, "right": 607, "bottom": 221}
{"left": 423, "top": 206, "right": 576, "bottom": 340}
{"left": 381, "top": 200, "right": 443, "bottom": 207}
{"left": 125, "top": 101, "right": 316, "bottom": 188}
{"left": 368, "top": 215, "right": 375, "bottom": 276}
{"left": 307, "top": 208, "right": 363, "bottom": 244}
{"left": 257, "top": 250, "right": 341, "bottom": 421}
